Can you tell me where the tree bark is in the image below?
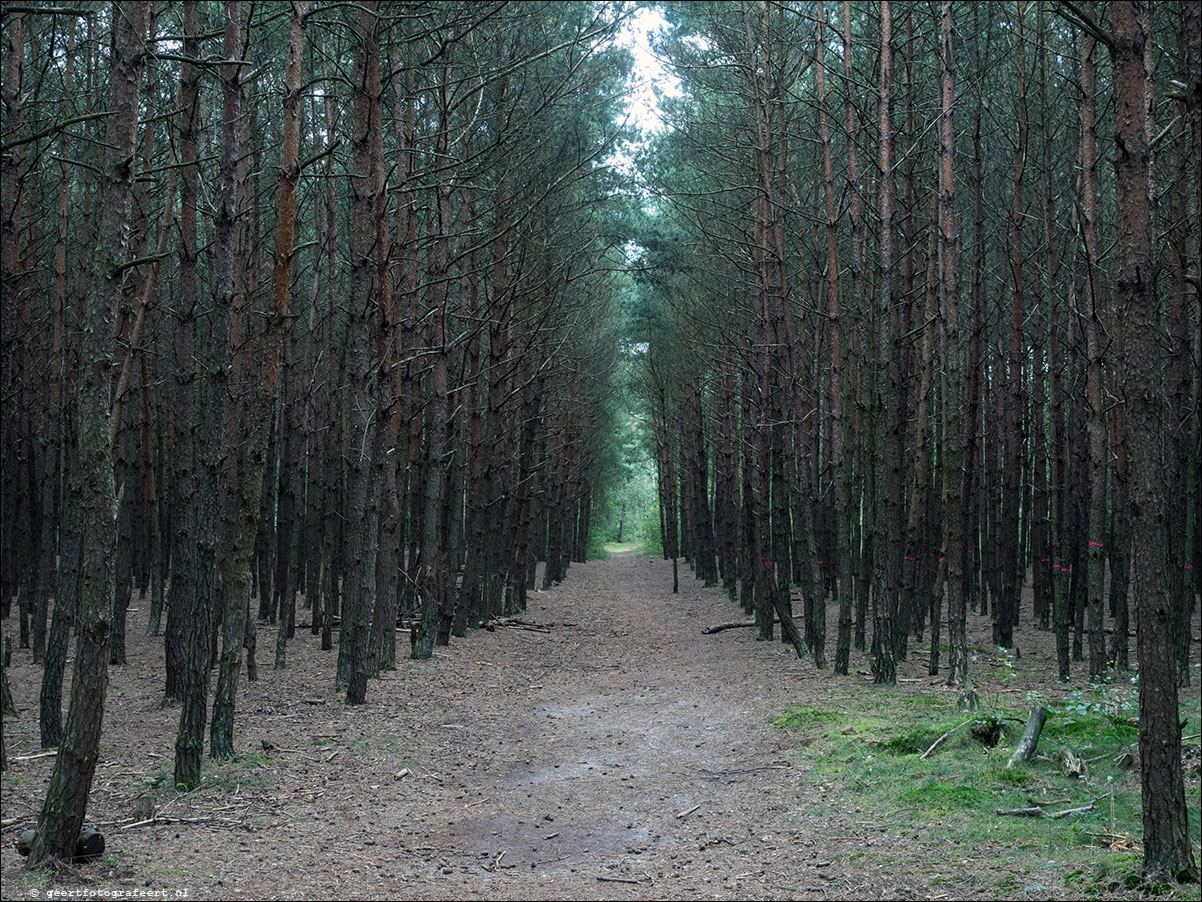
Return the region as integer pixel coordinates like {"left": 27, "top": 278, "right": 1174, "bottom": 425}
{"left": 939, "top": 0, "right": 967, "bottom": 688}
{"left": 1108, "top": 0, "right": 1198, "bottom": 883}
{"left": 211, "top": 0, "right": 307, "bottom": 760}
{"left": 29, "top": 0, "right": 148, "bottom": 867}
{"left": 339, "top": 0, "right": 384, "bottom": 702}
{"left": 1079, "top": 3, "right": 1108, "bottom": 680}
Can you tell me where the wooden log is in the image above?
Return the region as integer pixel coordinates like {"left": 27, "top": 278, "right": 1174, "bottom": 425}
{"left": 1007, "top": 705, "right": 1049, "bottom": 768}
{"left": 701, "top": 621, "right": 758, "bottom": 634}
{"left": 18, "top": 826, "right": 105, "bottom": 862}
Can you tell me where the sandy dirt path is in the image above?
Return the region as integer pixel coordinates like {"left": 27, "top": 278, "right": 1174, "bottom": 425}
{"left": 6, "top": 551, "right": 1197, "bottom": 901}
{"left": 392, "top": 551, "right": 818, "bottom": 899}
{"left": 1, "top": 553, "right": 875, "bottom": 900}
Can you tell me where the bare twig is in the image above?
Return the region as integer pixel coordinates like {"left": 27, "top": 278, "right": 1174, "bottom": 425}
{"left": 120, "top": 814, "right": 238, "bottom": 829}
{"left": 1049, "top": 802, "right": 1097, "bottom": 819}
{"left": 920, "top": 720, "right": 973, "bottom": 759}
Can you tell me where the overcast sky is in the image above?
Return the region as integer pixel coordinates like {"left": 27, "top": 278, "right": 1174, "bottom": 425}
{"left": 617, "top": 5, "right": 681, "bottom": 136}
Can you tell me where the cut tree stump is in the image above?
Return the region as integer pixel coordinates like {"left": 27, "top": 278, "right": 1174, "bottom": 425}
{"left": 1059, "top": 747, "right": 1090, "bottom": 780}
{"left": 1007, "top": 706, "right": 1049, "bottom": 768}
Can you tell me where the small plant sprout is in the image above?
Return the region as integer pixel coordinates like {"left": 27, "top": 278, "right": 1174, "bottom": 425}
{"left": 998, "top": 647, "right": 1017, "bottom": 685}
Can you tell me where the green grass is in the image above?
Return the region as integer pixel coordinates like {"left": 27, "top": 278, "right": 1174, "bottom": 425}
{"left": 900, "top": 780, "right": 987, "bottom": 811}
{"left": 139, "top": 751, "right": 277, "bottom": 794}
{"left": 601, "top": 541, "right": 641, "bottom": 554}
{"left": 772, "top": 681, "right": 1202, "bottom": 898}
{"left": 771, "top": 704, "right": 844, "bottom": 730}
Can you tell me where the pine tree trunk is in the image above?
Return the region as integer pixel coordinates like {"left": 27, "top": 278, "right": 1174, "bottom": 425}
{"left": 835, "top": 0, "right": 863, "bottom": 674}
{"left": 1079, "top": 6, "right": 1108, "bottom": 680}
{"left": 871, "top": 0, "right": 900, "bottom": 686}
{"left": 1109, "top": 0, "right": 1198, "bottom": 882}
{"left": 211, "top": 0, "right": 306, "bottom": 761}
{"left": 340, "top": 0, "right": 384, "bottom": 701}
{"left": 938, "top": 0, "right": 967, "bottom": 688}
{"left": 28, "top": 0, "right": 148, "bottom": 867}
{"left": 164, "top": 1, "right": 203, "bottom": 708}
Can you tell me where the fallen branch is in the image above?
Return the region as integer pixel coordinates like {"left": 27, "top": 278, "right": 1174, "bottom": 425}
{"left": 920, "top": 720, "right": 972, "bottom": 759}
{"left": 120, "top": 814, "right": 238, "bottom": 829}
{"left": 676, "top": 803, "right": 701, "bottom": 819}
{"left": 996, "top": 807, "right": 1049, "bottom": 818}
{"left": 997, "top": 801, "right": 1097, "bottom": 819}
{"left": 701, "top": 621, "right": 758, "bottom": 634}
{"left": 596, "top": 875, "right": 646, "bottom": 885}
{"left": 483, "top": 617, "right": 552, "bottom": 633}
{"left": 12, "top": 750, "right": 57, "bottom": 762}
{"left": 1048, "top": 802, "right": 1097, "bottom": 819}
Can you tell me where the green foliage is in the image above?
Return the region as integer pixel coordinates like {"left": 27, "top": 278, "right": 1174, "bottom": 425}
{"left": 1041, "top": 675, "right": 1141, "bottom": 745}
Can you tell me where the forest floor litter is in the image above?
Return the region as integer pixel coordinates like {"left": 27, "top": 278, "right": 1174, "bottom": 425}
{"left": 2, "top": 551, "right": 1199, "bottom": 900}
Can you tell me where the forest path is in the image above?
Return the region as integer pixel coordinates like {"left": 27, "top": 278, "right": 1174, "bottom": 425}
{"left": 2, "top": 552, "right": 868, "bottom": 901}
{"left": 392, "top": 550, "right": 825, "bottom": 899}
